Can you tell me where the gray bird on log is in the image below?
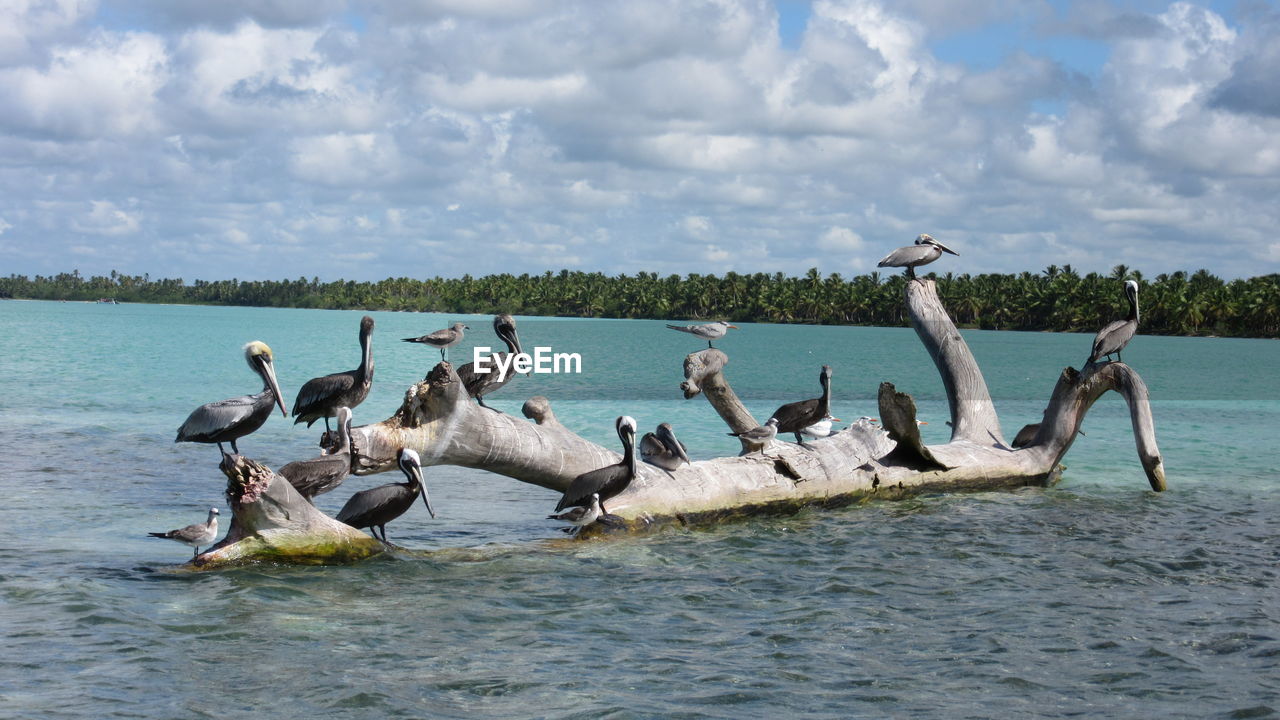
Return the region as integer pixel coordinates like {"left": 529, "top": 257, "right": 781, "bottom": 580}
{"left": 555, "top": 416, "right": 638, "bottom": 516}
{"left": 175, "top": 341, "right": 287, "bottom": 457}
{"left": 666, "top": 320, "right": 738, "bottom": 348}
{"left": 640, "top": 422, "right": 691, "bottom": 471}
{"left": 800, "top": 413, "right": 843, "bottom": 440}
{"left": 148, "top": 507, "right": 220, "bottom": 558}
{"left": 402, "top": 322, "right": 469, "bottom": 361}
{"left": 337, "top": 448, "right": 435, "bottom": 544}
{"left": 877, "top": 234, "right": 958, "bottom": 279}
{"left": 1087, "top": 280, "right": 1140, "bottom": 366}
{"left": 456, "top": 314, "right": 523, "bottom": 409}
{"left": 770, "top": 365, "right": 834, "bottom": 444}
{"left": 547, "top": 492, "right": 603, "bottom": 531}
{"left": 292, "top": 315, "right": 374, "bottom": 432}
{"left": 728, "top": 417, "right": 779, "bottom": 451}
{"left": 279, "top": 406, "right": 353, "bottom": 500}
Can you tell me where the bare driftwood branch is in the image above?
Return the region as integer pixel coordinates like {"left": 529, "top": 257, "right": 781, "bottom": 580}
{"left": 189, "top": 277, "right": 1165, "bottom": 567}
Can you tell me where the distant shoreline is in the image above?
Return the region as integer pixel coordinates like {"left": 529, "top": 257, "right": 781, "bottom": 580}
{"left": 3, "top": 267, "right": 1277, "bottom": 339}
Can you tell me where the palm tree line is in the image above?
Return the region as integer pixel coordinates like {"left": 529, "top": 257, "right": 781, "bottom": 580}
{"left": 3, "top": 265, "right": 1277, "bottom": 337}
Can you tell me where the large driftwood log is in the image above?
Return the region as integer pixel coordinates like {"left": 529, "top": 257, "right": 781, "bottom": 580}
{"left": 342, "top": 278, "right": 1164, "bottom": 524}
{"left": 192, "top": 278, "right": 1165, "bottom": 567}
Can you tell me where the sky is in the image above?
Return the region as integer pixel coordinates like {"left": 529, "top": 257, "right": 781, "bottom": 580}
{"left": 1, "top": 0, "right": 1278, "bottom": 282}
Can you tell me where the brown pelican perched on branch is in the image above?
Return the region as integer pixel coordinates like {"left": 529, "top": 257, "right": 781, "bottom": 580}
{"left": 175, "top": 341, "right": 287, "bottom": 457}
{"left": 293, "top": 315, "right": 374, "bottom": 432}
{"left": 877, "top": 234, "right": 958, "bottom": 279}
{"left": 666, "top": 320, "right": 738, "bottom": 348}
{"left": 337, "top": 448, "right": 435, "bottom": 544}
{"left": 640, "top": 422, "right": 691, "bottom": 471}
{"left": 1087, "top": 280, "right": 1140, "bottom": 366}
{"left": 456, "top": 314, "right": 523, "bottom": 409}
{"left": 148, "top": 508, "right": 219, "bottom": 558}
{"left": 555, "top": 416, "right": 637, "bottom": 516}
{"left": 771, "top": 365, "right": 833, "bottom": 445}
{"left": 279, "top": 407, "right": 353, "bottom": 500}
{"left": 402, "top": 322, "right": 469, "bottom": 361}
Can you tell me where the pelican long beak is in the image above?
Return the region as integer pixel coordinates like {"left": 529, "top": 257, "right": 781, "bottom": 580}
{"left": 507, "top": 327, "right": 530, "bottom": 376}
{"left": 660, "top": 426, "right": 690, "bottom": 465}
{"left": 932, "top": 240, "right": 959, "bottom": 256}
{"left": 260, "top": 357, "right": 288, "bottom": 417}
{"left": 413, "top": 467, "right": 436, "bottom": 519}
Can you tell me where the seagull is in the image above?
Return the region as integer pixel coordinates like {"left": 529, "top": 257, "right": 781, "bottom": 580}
{"left": 1086, "top": 280, "right": 1140, "bottom": 366}
{"left": 728, "top": 417, "right": 779, "bottom": 453}
{"left": 547, "top": 492, "right": 604, "bottom": 532}
{"left": 402, "top": 322, "right": 469, "bottom": 361}
{"left": 148, "top": 508, "right": 220, "bottom": 558}
{"left": 800, "top": 413, "right": 843, "bottom": 440}
{"left": 666, "top": 320, "right": 738, "bottom": 348}
{"left": 877, "top": 234, "right": 959, "bottom": 279}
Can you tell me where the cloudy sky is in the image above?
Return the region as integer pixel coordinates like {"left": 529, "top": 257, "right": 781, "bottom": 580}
{"left": 1, "top": 0, "right": 1277, "bottom": 282}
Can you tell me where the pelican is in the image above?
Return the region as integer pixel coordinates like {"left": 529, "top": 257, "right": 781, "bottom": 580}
{"left": 639, "top": 422, "right": 691, "bottom": 471}
{"left": 771, "top": 365, "right": 833, "bottom": 445}
{"left": 728, "top": 417, "right": 779, "bottom": 452}
{"left": 148, "top": 508, "right": 219, "bottom": 558}
{"left": 1087, "top": 280, "right": 1140, "bottom": 366}
{"left": 336, "top": 448, "right": 435, "bottom": 544}
{"left": 292, "top": 315, "right": 374, "bottom": 432}
{"left": 800, "top": 413, "right": 843, "bottom": 440}
{"left": 547, "top": 492, "right": 603, "bottom": 532}
{"left": 279, "top": 406, "right": 353, "bottom": 500}
{"left": 666, "top": 320, "right": 738, "bottom": 348}
{"left": 175, "top": 341, "right": 287, "bottom": 456}
{"left": 877, "top": 234, "right": 958, "bottom": 279}
{"left": 555, "top": 416, "right": 637, "bottom": 516}
{"left": 456, "top": 314, "right": 523, "bottom": 409}
{"left": 402, "top": 322, "right": 469, "bottom": 361}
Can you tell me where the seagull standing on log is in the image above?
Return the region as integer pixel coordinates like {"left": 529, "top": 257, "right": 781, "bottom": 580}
{"left": 877, "top": 234, "right": 958, "bottom": 279}
{"left": 175, "top": 341, "right": 287, "bottom": 457}
{"left": 1086, "top": 280, "right": 1140, "bottom": 367}
{"left": 666, "top": 320, "right": 738, "bottom": 348}
{"left": 555, "top": 416, "right": 638, "bottom": 517}
{"left": 292, "top": 315, "right": 374, "bottom": 433}
{"left": 148, "top": 508, "right": 220, "bottom": 558}
{"left": 403, "top": 322, "right": 469, "bottom": 361}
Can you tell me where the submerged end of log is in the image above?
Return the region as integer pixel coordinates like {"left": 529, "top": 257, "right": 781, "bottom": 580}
{"left": 189, "top": 454, "right": 385, "bottom": 569}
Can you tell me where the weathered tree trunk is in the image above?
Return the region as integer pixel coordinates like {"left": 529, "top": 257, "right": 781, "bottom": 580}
{"left": 192, "top": 278, "right": 1165, "bottom": 567}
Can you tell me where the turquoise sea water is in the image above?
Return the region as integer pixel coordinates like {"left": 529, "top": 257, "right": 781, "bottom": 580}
{"left": 1, "top": 299, "right": 1277, "bottom": 718}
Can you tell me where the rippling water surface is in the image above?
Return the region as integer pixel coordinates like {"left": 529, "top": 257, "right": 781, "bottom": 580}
{"left": 2, "top": 300, "right": 1277, "bottom": 718}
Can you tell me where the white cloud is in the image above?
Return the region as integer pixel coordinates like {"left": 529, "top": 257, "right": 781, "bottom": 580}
{"left": 0, "top": 0, "right": 1276, "bottom": 282}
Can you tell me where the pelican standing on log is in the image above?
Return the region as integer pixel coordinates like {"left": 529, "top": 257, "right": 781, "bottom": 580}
{"left": 555, "top": 416, "right": 637, "bottom": 517}
{"left": 640, "top": 422, "right": 691, "bottom": 471}
{"left": 770, "top": 365, "right": 833, "bottom": 445}
{"left": 456, "top": 314, "right": 523, "bottom": 409}
{"left": 1086, "top": 280, "right": 1140, "bottom": 366}
{"left": 292, "top": 315, "right": 374, "bottom": 432}
{"left": 175, "top": 341, "right": 287, "bottom": 457}
{"left": 403, "top": 322, "right": 469, "bottom": 361}
{"left": 148, "top": 508, "right": 219, "bottom": 558}
{"left": 279, "top": 406, "right": 353, "bottom": 500}
{"left": 877, "top": 234, "right": 958, "bottom": 279}
{"left": 666, "top": 320, "right": 738, "bottom": 348}
{"left": 336, "top": 448, "right": 435, "bottom": 544}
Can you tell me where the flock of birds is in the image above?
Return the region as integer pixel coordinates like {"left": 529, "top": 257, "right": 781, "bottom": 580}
{"left": 149, "top": 234, "right": 1144, "bottom": 554}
